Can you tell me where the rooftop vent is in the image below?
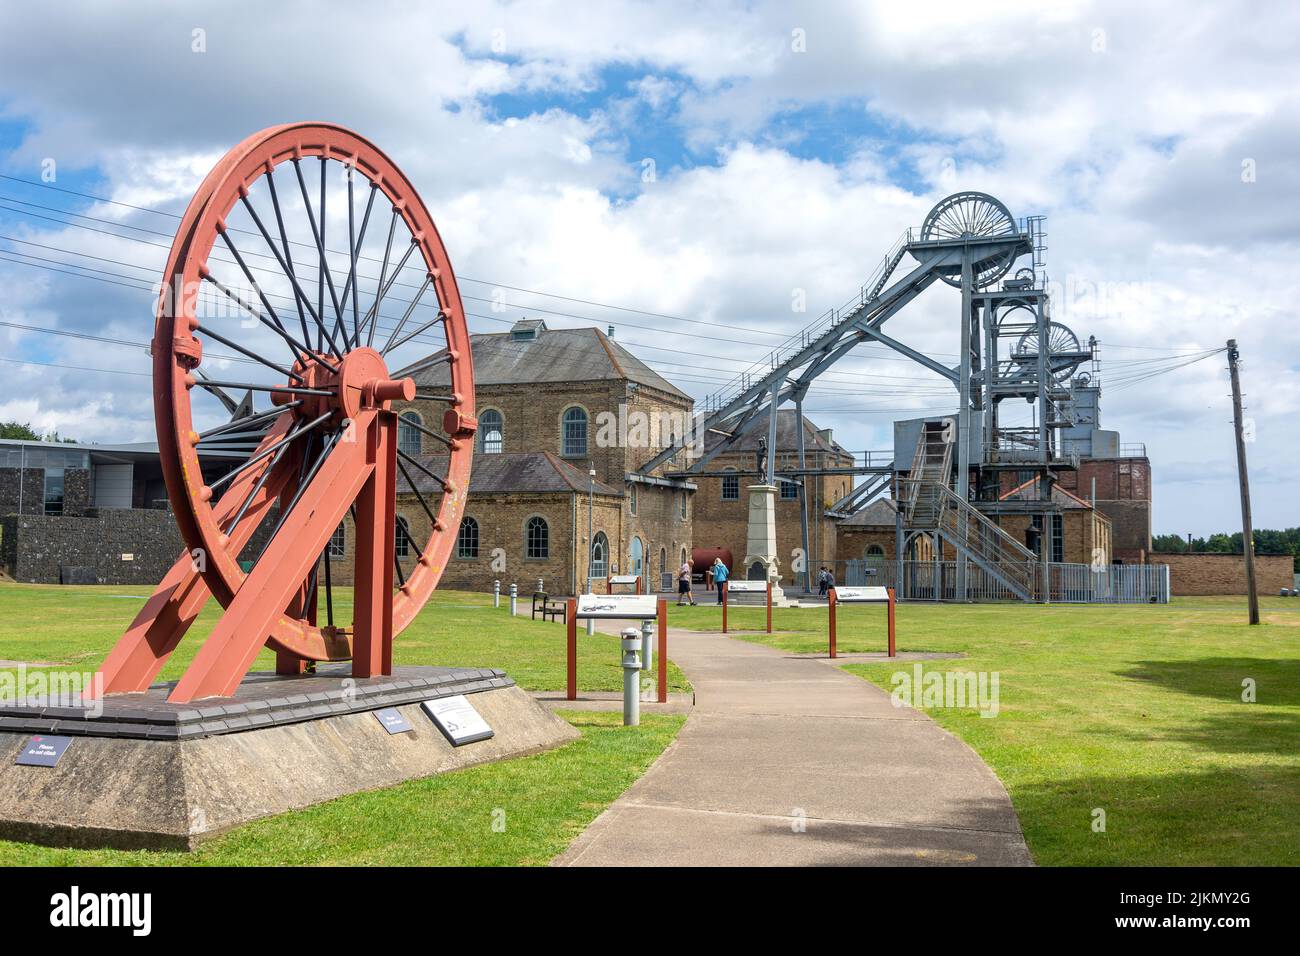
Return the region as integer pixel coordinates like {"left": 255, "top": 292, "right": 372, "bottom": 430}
{"left": 510, "top": 318, "right": 547, "bottom": 341}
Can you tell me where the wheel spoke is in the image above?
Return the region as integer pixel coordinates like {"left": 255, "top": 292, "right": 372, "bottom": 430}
{"left": 195, "top": 323, "right": 304, "bottom": 383}
{"left": 200, "top": 272, "right": 340, "bottom": 373}
{"left": 238, "top": 192, "right": 343, "bottom": 357}
{"left": 291, "top": 158, "right": 348, "bottom": 349}
{"left": 396, "top": 449, "right": 448, "bottom": 489}
{"left": 259, "top": 426, "right": 344, "bottom": 558}
{"left": 380, "top": 275, "right": 434, "bottom": 354}
{"left": 366, "top": 209, "right": 400, "bottom": 348}
{"left": 207, "top": 410, "right": 335, "bottom": 493}
{"left": 401, "top": 414, "right": 453, "bottom": 447}
{"left": 396, "top": 456, "right": 441, "bottom": 528}
{"left": 339, "top": 180, "right": 378, "bottom": 330}
{"left": 199, "top": 400, "right": 301, "bottom": 440}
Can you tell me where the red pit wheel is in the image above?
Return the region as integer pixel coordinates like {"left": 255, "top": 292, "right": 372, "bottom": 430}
{"left": 95, "top": 123, "right": 476, "bottom": 702}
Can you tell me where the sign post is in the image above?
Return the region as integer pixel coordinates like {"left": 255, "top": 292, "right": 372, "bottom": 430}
{"left": 607, "top": 574, "right": 643, "bottom": 595}
{"left": 568, "top": 594, "right": 667, "bottom": 704}
{"left": 827, "top": 586, "right": 895, "bottom": 659}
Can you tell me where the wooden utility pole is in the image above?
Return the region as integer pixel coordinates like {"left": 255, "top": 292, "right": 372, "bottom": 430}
{"left": 1226, "top": 339, "right": 1259, "bottom": 625}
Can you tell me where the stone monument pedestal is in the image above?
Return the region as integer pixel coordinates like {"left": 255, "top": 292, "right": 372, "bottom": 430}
{"left": 741, "top": 483, "right": 793, "bottom": 605}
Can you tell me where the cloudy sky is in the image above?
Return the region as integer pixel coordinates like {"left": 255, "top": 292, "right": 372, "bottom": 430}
{"left": 0, "top": 0, "right": 1295, "bottom": 536}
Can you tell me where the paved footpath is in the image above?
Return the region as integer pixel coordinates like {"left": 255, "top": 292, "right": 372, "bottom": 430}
{"left": 554, "top": 627, "right": 1032, "bottom": 866}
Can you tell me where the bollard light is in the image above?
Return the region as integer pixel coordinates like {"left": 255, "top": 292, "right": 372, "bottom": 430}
{"left": 620, "top": 627, "right": 641, "bottom": 726}
{"left": 509, "top": 583, "right": 518, "bottom": 617}
{"left": 494, "top": 579, "right": 501, "bottom": 608}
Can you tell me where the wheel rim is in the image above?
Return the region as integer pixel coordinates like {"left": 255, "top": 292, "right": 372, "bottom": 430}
{"left": 154, "top": 122, "right": 476, "bottom": 662}
{"left": 919, "top": 191, "right": 1019, "bottom": 289}
{"left": 1014, "top": 321, "right": 1085, "bottom": 383}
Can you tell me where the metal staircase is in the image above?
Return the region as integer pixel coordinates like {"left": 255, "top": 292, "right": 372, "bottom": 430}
{"left": 903, "top": 422, "right": 1039, "bottom": 601}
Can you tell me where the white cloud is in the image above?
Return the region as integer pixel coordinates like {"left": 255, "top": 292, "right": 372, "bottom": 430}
{"left": 0, "top": 0, "right": 1297, "bottom": 533}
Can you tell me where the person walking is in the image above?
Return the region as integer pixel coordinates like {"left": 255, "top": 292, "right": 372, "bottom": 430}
{"left": 817, "top": 566, "right": 829, "bottom": 598}
{"left": 712, "top": 557, "right": 730, "bottom": 605}
{"left": 677, "top": 558, "right": 697, "bottom": 606}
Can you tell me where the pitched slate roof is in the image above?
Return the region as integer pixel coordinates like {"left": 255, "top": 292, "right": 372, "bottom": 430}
{"left": 703, "top": 409, "right": 850, "bottom": 456}
{"left": 838, "top": 497, "right": 899, "bottom": 527}
{"left": 397, "top": 324, "right": 690, "bottom": 400}
{"left": 398, "top": 451, "right": 622, "bottom": 497}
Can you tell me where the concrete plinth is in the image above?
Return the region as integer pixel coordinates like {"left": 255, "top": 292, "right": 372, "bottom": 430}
{"left": 741, "top": 483, "right": 793, "bottom": 605}
{"left": 0, "top": 665, "right": 578, "bottom": 850}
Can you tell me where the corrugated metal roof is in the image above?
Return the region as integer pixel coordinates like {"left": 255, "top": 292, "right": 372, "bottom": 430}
{"left": 398, "top": 451, "right": 622, "bottom": 497}
{"left": 397, "top": 326, "right": 690, "bottom": 400}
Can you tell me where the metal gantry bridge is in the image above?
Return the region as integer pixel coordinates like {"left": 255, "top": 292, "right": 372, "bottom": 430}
{"left": 638, "top": 191, "right": 1096, "bottom": 601}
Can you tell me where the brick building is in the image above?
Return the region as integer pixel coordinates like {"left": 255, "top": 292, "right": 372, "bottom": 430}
{"left": 384, "top": 319, "right": 697, "bottom": 594}
{"left": 692, "top": 410, "right": 854, "bottom": 582}
{"left": 1058, "top": 456, "right": 1151, "bottom": 562}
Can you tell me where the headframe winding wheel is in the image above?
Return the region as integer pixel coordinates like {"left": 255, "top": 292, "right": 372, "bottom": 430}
{"left": 93, "top": 122, "right": 476, "bottom": 702}
{"left": 918, "top": 191, "right": 1019, "bottom": 289}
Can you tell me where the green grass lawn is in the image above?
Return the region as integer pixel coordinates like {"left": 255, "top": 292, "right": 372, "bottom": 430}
{"left": 675, "top": 594, "right": 1300, "bottom": 866}
{"left": 0, "top": 582, "right": 689, "bottom": 866}
{"left": 0, "top": 583, "right": 689, "bottom": 694}
{"left": 0, "top": 710, "right": 684, "bottom": 866}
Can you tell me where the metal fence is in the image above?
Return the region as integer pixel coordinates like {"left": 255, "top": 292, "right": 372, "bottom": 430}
{"left": 828, "top": 560, "right": 1169, "bottom": 604}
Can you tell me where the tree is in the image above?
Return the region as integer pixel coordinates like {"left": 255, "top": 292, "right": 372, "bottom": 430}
{"left": 0, "top": 421, "right": 78, "bottom": 443}
{"left": 0, "top": 421, "right": 41, "bottom": 441}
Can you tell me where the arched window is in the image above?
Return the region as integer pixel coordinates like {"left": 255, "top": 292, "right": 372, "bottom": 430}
{"left": 328, "top": 523, "right": 346, "bottom": 557}
{"left": 480, "top": 409, "right": 503, "bottom": 454}
{"left": 457, "top": 517, "right": 479, "bottom": 559}
{"left": 630, "top": 537, "right": 644, "bottom": 577}
{"left": 681, "top": 546, "right": 688, "bottom": 568}
{"left": 628, "top": 483, "right": 638, "bottom": 516}
{"left": 395, "top": 516, "right": 413, "bottom": 558}
{"left": 679, "top": 492, "right": 688, "bottom": 521}
{"left": 562, "top": 407, "right": 588, "bottom": 457}
{"left": 864, "top": 543, "right": 886, "bottom": 575}
{"left": 398, "top": 411, "right": 422, "bottom": 456}
{"left": 526, "top": 516, "right": 549, "bottom": 559}
{"left": 659, "top": 547, "right": 668, "bottom": 585}
{"left": 590, "top": 531, "right": 609, "bottom": 579}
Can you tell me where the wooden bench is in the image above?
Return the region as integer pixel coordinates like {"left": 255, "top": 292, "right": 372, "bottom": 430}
{"left": 532, "top": 591, "right": 566, "bottom": 622}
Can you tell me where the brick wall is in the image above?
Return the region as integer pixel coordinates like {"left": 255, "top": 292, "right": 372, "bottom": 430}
{"left": 1149, "top": 552, "right": 1293, "bottom": 596}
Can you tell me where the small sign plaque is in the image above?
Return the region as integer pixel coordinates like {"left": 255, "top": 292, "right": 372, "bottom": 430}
{"left": 421, "top": 695, "right": 494, "bottom": 746}
{"left": 833, "top": 586, "right": 890, "bottom": 603}
{"left": 373, "top": 707, "right": 412, "bottom": 735}
{"left": 608, "top": 574, "right": 640, "bottom": 585}
{"left": 16, "top": 735, "right": 72, "bottom": 767}
{"left": 726, "top": 580, "right": 767, "bottom": 593}
{"left": 576, "top": 593, "right": 659, "bottom": 619}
